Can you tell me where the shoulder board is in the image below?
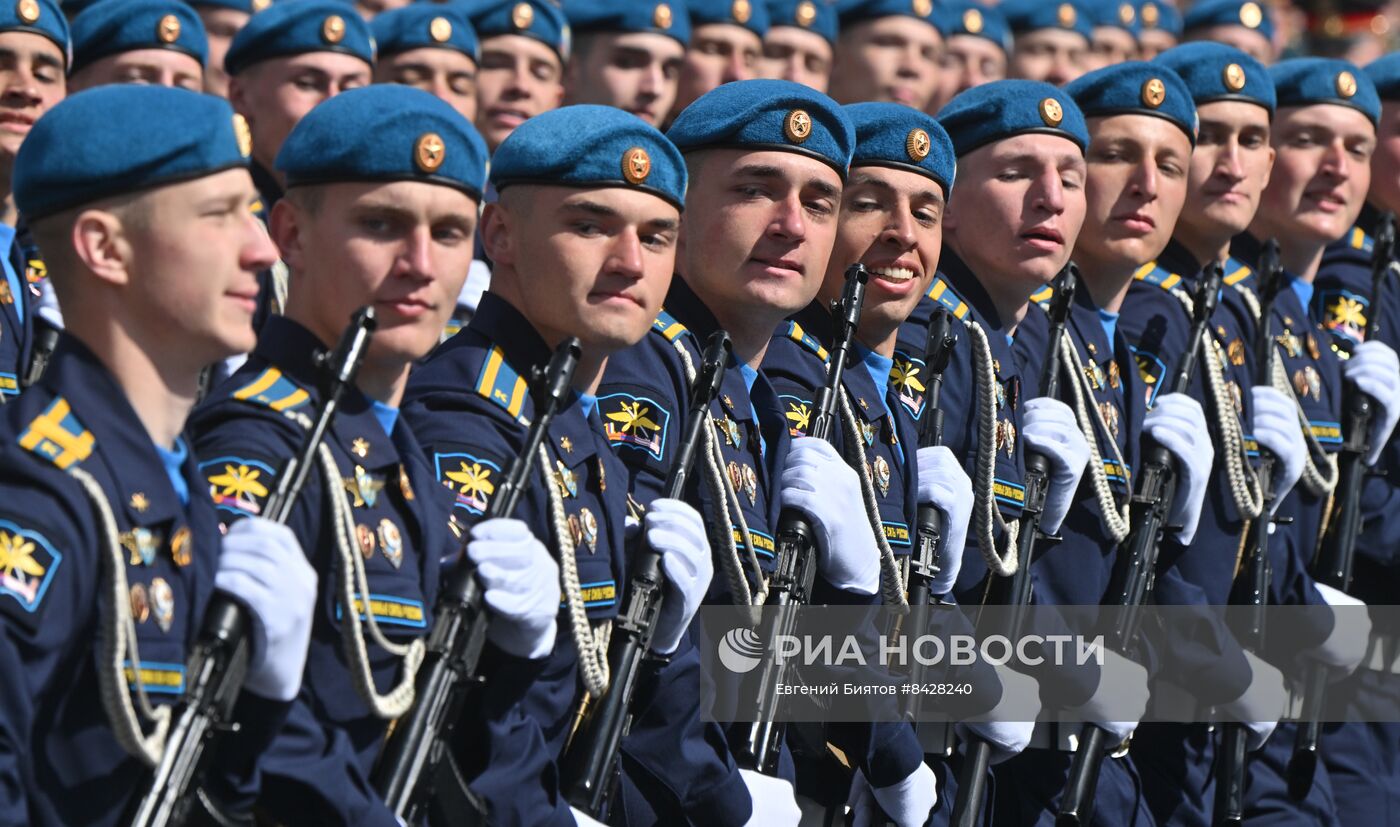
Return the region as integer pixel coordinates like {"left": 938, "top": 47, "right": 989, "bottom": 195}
{"left": 18, "top": 395, "right": 95, "bottom": 470}
{"left": 651, "top": 309, "right": 689, "bottom": 343}
{"left": 1350, "top": 226, "right": 1374, "bottom": 253}
{"left": 1134, "top": 261, "right": 1185, "bottom": 293}
{"left": 926, "top": 276, "right": 970, "bottom": 320}
{"left": 473, "top": 346, "right": 530, "bottom": 419}
{"left": 232, "top": 367, "right": 312, "bottom": 414}
{"left": 783, "top": 321, "right": 829, "bottom": 362}
{"left": 1029, "top": 285, "right": 1054, "bottom": 309}
{"left": 1223, "top": 259, "right": 1253, "bottom": 287}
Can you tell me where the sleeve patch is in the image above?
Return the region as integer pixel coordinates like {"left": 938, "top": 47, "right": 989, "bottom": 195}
{"left": 435, "top": 451, "right": 503, "bottom": 517}
{"left": 232, "top": 367, "right": 311, "bottom": 414}
{"left": 336, "top": 593, "right": 428, "bottom": 630}
{"left": 200, "top": 456, "right": 277, "bottom": 518}
{"left": 599, "top": 391, "right": 672, "bottom": 461}
{"left": 0, "top": 520, "right": 62, "bottom": 613}
{"left": 18, "top": 396, "right": 94, "bottom": 470}
{"left": 1321, "top": 289, "right": 1369, "bottom": 346}
{"left": 891, "top": 350, "right": 927, "bottom": 420}
{"left": 778, "top": 393, "right": 814, "bottom": 436}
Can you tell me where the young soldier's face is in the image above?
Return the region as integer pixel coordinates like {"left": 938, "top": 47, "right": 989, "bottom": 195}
{"left": 474, "top": 34, "right": 564, "bottom": 150}
{"left": 69, "top": 49, "right": 204, "bottom": 93}
{"left": 1010, "top": 30, "right": 1087, "bottom": 86}
{"left": 828, "top": 17, "right": 943, "bottom": 110}
{"left": 1255, "top": 104, "right": 1375, "bottom": 249}
{"left": 0, "top": 31, "right": 65, "bottom": 163}
{"left": 483, "top": 186, "right": 680, "bottom": 353}
{"left": 1180, "top": 100, "right": 1274, "bottom": 244}
{"left": 760, "top": 26, "right": 833, "bottom": 93}
{"left": 194, "top": 5, "right": 250, "bottom": 97}
{"left": 376, "top": 48, "right": 480, "bottom": 122}
{"left": 1370, "top": 101, "right": 1400, "bottom": 216}
{"left": 229, "top": 53, "right": 372, "bottom": 173}
{"left": 671, "top": 23, "right": 762, "bottom": 118}
{"left": 680, "top": 149, "right": 842, "bottom": 324}
{"left": 824, "top": 166, "right": 944, "bottom": 340}
{"left": 274, "top": 180, "right": 478, "bottom": 368}
{"left": 566, "top": 32, "right": 685, "bottom": 127}
{"left": 933, "top": 35, "right": 1006, "bottom": 111}
{"left": 946, "top": 133, "right": 1086, "bottom": 295}
{"left": 1077, "top": 114, "right": 1191, "bottom": 272}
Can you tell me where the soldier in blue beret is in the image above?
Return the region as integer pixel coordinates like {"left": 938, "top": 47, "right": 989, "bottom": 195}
{"left": 469, "top": 0, "right": 569, "bottom": 150}
{"left": 827, "top": 0, "right": 944, "bottom": 112}
{"left": 668, "top": 0, "right": 769, "bottom": 124}
{"left": 68, "top": 0, "right": 207, "bottom": 92}
{"left": 1083, "top": 0, "right": 1139, "bottom": 72}
{"left": 1134, "top": 0, "right": 1180, "bottom": 60}
{"left": 759, "top": 0, "right": 836, "bottom": 93}
{"left": 1182, "top": 0, "right": 1276, "bottom": 65}
{"left": 189, "top": 85, "right": 504, "bottom": 826}
{"left": 929, "top": 1, "right": 1010, "bottom": 112}
{"left": 186, "top": 0, "right": 273, "bottom": 97}
{"left": 402, "top": 105, "right": 726, "bottom": 827}
{"left": 1001, "top": 0, "right": 1090, "bottom": 86}
{"left": 563, "top": 0, "right": 690, "bottom": 127}
{"left": 372, "top": 3, "right": 479, "bottom": 121}
{"left": 1311, "top": 51, "right": 1400, "bottom": 826}
{"left": 0, "top": 83, "right": 315, "bottom": 827}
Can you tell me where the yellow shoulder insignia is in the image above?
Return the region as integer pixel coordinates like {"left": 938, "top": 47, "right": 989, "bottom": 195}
{"left": 18, "top": 396, "right": 94, "bottom": 470}
{"left": 473, "top": 346, "right": 529, "bottom": 419}
{"left": 1134, "top": 261, "right": 1182, "bottom": 292}
{"left": 783, "top": 321, "right": 829, "bottom": 362}
{"left": 926, "top": 276, "right": 970, "bottom": 320}
{"left": 1223, "top": 263, "right": 1252, "bottom": 287}
{"left": 1029, "top": 285, "right": 1054, "bottom": 308}
{"left": 651, "top": 309, "right": 689, "bottom": 342}
{"left": 1350, "top": 226, "right": 1373, "bottom": 252}
{"left": 232, "top": 367, "right": 312, "bottom": 413}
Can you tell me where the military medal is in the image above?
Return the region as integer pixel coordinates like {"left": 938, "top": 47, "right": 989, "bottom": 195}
{"left": 995, "top": 419, "right": 1016, "bottom": 457}
{"left": 556, "top": 460, "right": 578, "bottom": 498}
{"left": 378, "top": 519, "right": 403, "bottom": 569}
{"left": 352, "top": 438, "right": 370, "bottom": 458}
{"left": 170, "top": 526, "right": 192, "bottom": 567}
{"left": 742, "top": 464, "right": 758, "bottom": 506}
{"left": 579, "top": 507, "right": 599, "bottom": 553}
{"left": 1228, "top": 339, "right": 1246, "bottom": 366}
{"left": 597, "top": 458, "right": 607, "bottom": 492}
{"left": 122, "top": 528, "right": 160, "bottom": 566}
{"left": 1107, "top": 360, "right": 1121, "bottom": 389}
{"left": 728, "top": 461, "right": 743, "bottom": 495}
{"left": 150, "top": 577, "right": 174, "bottom": 633}
{"left": 861, "top": 421, "right": 875, "bottom": 446}
{"left": 995, "top": 380, "right": 1007, "bottom": 410}
{"left": 398, "top": 465, "right": 415, "bottom": 501}
{"left": 1098, "top": 401, "right": 1121, "bottom": 443}
{"left": 1306, "top": 333, "right": 1321, "bottom": 360}
{"left": 560, "top": 436, "right": 574, "bottom": 454}
{"left": 130, "top": 583, "right": 150, "bottom": 624}
{"left": 873, "top": 456, "right": 891, "bottom": 497}
{"left": 1083, "top": 363, "right": 1104, "bottom": 390}
{"left": 1278, "top": 330, "right": 1301, "bottom": 358}
{"left": 357, "top": 523, "right": 376, "bottom": 559}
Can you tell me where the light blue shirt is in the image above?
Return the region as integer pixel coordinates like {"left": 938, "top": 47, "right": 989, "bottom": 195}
{"left": 1290, "top": 274, "right": 1315, "bottom": 312}
{"left": 857, "top": 345, "right": 900, "bottom": 466}
{"left": 155, "top": 438, "right": 190, "bottom": 506}
{"left": 0, "top": 223, "right": 21, "bottom": 318}
{"left": 371, "top": 400, "right": 399, "bottom": 436}
{"left": 738, "top": 362, "right": 768, "bottom": 458}
{"left": 579, "top": 392, "right": 597, "bottom": 419}
{"left": 1098, "top": 308, "right": 1119, "bottom": 356}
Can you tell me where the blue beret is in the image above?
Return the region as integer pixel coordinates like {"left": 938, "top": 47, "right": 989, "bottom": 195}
{"left": 373, "top": 5, "right": 479, "bottom": 61}
{"left": 72, "top": 0, "right": 207, "bottom": 74}
{"left": 566, "top": 0, "right": 691, "bottom": 47}
{"left": 0, "top": 0, "right": 69, "bottom": 65}
{"left": 276, "top": 85, "right": 488, "bottom": 200}
{"left": 938, "top": 79, "right": 1089, "bottom": 156}
{"left": 932, "top": 1, "right": 1011, "bottom": 53}
{"left": 1182, "top": 0, "right": 1273, "bottom": 41}
{"left": 1137, "top": 0, "right": 1181, "bottom": 37}
{"left": 1066, "top": 61, "right": 1196, "bottom": 144}
{"left": 184, "top": 0, "right": 274, "bottom": 12}
{"left": 1086, "top": 0, "right": 1140, "bottom": 36}
{"left": 14, "top": 85, "right": 250, "bottom": 220}
{"left": 470, "top": 0, "right": 571, "bottom": 62}
{"left": 224, "top": 0, "right": 373, "bottom": 76}
{"left": 844, "top": 102, "right": 955, "bottom": 196}
{"left": 836, "top": 0, "right": 936, "bottom": 29}
{"left": 685, "top": 0, "right": 768, "bottom": 36}
{"left": 667, "top": 78, "right": 854, "bottom": 177}
{"left": 490, "top": 105, "right": 687, "bottom": 209}
{"left": 1155, "top": 42, "right": 1274, "bottom": 112}
{"left": 765, "top": 0, "right": 838, "bottom": 44}
{"left": 1364, "top": 53, "right": 1400, "bottom": 102}
{"left": 1000, "top": 0, "right": 1092, "bottom": 41}
{"left": 1270, "top": 57, "right": 1379, "bottom": 126}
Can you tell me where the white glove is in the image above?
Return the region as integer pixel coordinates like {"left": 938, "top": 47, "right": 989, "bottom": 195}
{"left": 1309, "top": 582, "right": 1371, "bottom": 675}
{"left": 645, "top": 498, "right": 713, "bottom": 655}
{"left": 216, "top": 517, "right": 317, "bottom": 702}
{"left": 916, "top": 446, "right": 972, "bottom": 595}
{"left": 467, "top": 518, "right": 561, "bottom": 660}
{"left": 1343, "top": 340, "right": 1400, "bottom": 465}
{"left": 1251, "top": 386, "right": 1306, "bottom": 514}
{"left": 1218, "top": 650, "right": 1287, "bottom": 751}
{"left": 739, "top": 769, "right": 801, "bottom": 827}
{"left": 1020, "top": 397, "right": 1090, "bottom": 535}
{"left": 845, "top": 762, "right": 937, "bottom": 827}
{"left": 780, "top": 437, "right": 880, "bottom": 595}
{"left": 570, "top": 806, "right": 607, "bottom": 826}
{"left": 1143, "top": 393, "right": 1214, "bottom": 544}
{"left": 1063, "top": 649, "right": 1149, "bottom": 744}
{"left": 956, "top": 665, "right": 1040, "bottom": 763}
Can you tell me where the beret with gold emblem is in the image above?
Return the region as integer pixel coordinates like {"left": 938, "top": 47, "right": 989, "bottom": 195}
{"left": 1, "top": 0, "right": 68, "bottom": 66}
{"left": 1269, "top": 57, "right": 1379, "bottom": 125}
{"left": 1086, "top": 0, "right": 1140, "bottom": 36}
{"left": 184, "top": 0, "right": 275, "bottom": 12}
{"left": 491, "top": 104, "right": 687, "bottom": 209}
{"left": 372, "top": 4, "right": 479, "bottom": 61}
{"left": 71, "top": 0, "right": 207, "bottom": 74}
{"left": 685, "top": 0, "right": 769, "bottom": 36}
{"left": 766, "top": 0, "right": 838, "bottom": 45}
{"left": 1065, "top": 61, "right": 1197, "bottom": 145}
{"left": 1182, "top": 0, "right": 1274, "bottom": 41}
{"left": 999, "top": 0, "right": 1092, "bottom": 41}
{"left": 1136, "top": 0, "right": 1181, "bottom": 36}
{"left": 224, "top": 0, "right": 373, "bottom": 76}
{"left": 844, "top": 101, "right": 955, "bottom": 197}
{"left": 567, "top": 0, "right": 692, "bottom": 47}
{"left": 836, "top": 0, "right": 937, "bottom": 30}
{"left": 938, "top": 79, "right": 1089, "bottom": 156}
{"left": 15, "top": 85, "right": 251, "bottom": 220}
{"left": 932, "top": 1, "right": 1011, "bottom": 54}
{"left": 1363, "top": 53, "right": 1400, "bottom": 102}
{"left": 275, "top": 85, "right": 489, "bottom": 200}
{"left": 1154, "top": 42, "right": 1274, "bottom": 112}
{"left": 470, "top": 0, "right": 571, "bottom": 62}
{"left": 667, "top": 78, "right": 854, "bottom": 177}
